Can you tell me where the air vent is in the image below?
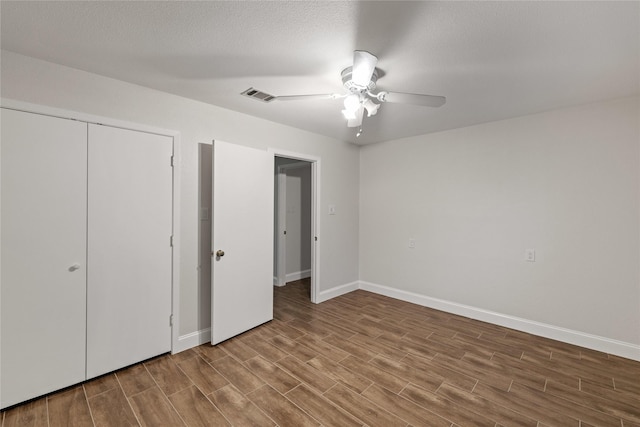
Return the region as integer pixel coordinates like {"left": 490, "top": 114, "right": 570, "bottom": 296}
{"left": 241, "top": 87, "right": 276, "bottom": 102}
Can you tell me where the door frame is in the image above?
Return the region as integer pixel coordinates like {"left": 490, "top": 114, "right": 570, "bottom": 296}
{"left": 270, "top": 149, "right": 320, "bottom": 304}
{"left": 0, "top": 98, "right": 182, "bottom": 354}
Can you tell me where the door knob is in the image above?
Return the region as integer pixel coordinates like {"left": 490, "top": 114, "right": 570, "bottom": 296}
{"left": 68, "top": 264, "right": 81, "bottom": 272}
{"left": 216, "top": 250, "right": 225, "bottom": 257}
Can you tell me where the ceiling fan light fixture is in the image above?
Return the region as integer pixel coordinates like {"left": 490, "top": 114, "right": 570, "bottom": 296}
{"left": 376, "top": 91, "right": 389, "bottom": 102}
{"left": 341, "top": 66, "right": 378, "bottom": 92}
{"left": 363, "top": 98, "right": 380, "bottom": 117}
{"left": 343, "top": 93, "right": 361, "bottom": 111}
{"left": 341, "top": 108, "right": 356, "bottom": 120}
{"left": 265, "top": 50, "right": 446, "bottom": 134}
{"left": 351, "top": 50, "right": 378, "bottom": 88}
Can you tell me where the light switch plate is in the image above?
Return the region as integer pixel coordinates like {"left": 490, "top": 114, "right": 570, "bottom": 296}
{"left": 200, "top": 208, "right": 209, "bottom": 221}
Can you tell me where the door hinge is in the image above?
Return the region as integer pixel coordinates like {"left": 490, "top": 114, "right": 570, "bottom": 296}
{"left": 315, "top": 236, "right": 318, "bottom": 241}
{"left": 170, "top": 235, "right": 174, "bottom": 247}
{"left": 170, "top": 155, "right": 174, "bottom": 167}
{"left": 169, "top": 314, "right": 174, "bottom": 327}
{"left": 284, "top": 230, "right": 287, "bottom": 235}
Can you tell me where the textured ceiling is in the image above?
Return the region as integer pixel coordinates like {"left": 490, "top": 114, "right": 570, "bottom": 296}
{"left": 1, "top": 1, "right": 638, "bottom": 145}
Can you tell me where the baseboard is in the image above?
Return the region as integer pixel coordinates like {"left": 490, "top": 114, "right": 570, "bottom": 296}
{"left": 286, "top": 269, "right": 311, "bottom": 283}
{"left": 173, "top": 282, "right": 640, "bottom": 361}
{"left": 359, "top": 281, "right": 640, "bottom": 362}
{"left": 174, "top": 328, "right": 211, "bottom": 354}
{"left": 316, "top": 281, "right": 360, "bottom": 303}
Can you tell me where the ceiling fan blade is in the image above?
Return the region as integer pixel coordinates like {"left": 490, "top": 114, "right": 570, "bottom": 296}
{"left": 379, "top": 91, "right": 446, "bottom": 107}
{"left": 347, "top": 106, "right": 364, "bottom": 128}
{"left": 274, "top": 93, "right": 341, "bottom": 101}
{"left": 352, "top": 51, "right": 378, "bottom": 87}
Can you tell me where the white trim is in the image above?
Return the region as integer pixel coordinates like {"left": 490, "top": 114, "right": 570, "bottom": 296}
{"left": 268, "top": 149, "right": 321, "bottom": 164}
{"left": 169, "top": 278, "right": 640, "bottom": 362}
{"left": 359, "top": 281, "right": 640, "bottom": 362}
{"left": 170, "top": 135, "right": 181, "bottom": 356}
{"left": 310, "top": 160, "right": 320, "bottom": 304}
{"left": 1, "top": 98, "right": 183, "bottom": 356}
{"left": 175, "top": 328, "right": 211, "bottom": 353}
{"left": 316, "top": 281, "right": 360, "bottom": 303}
{"left": 1, "top": 99, "right": 177, "bottom": 137}
{"left": 285, "top": 269, "right": 312, "bottom": 283}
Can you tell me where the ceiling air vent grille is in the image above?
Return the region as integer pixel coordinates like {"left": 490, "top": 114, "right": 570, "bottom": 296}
{"left": 241, "top": 87, "right": 276, "bottom": 102}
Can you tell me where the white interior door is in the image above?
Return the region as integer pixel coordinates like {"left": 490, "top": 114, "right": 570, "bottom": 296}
{"left": 276, "top": 170, "right": 287, "bottom": 286}
{"left": 86, "top": 124, "right": 173, "bottom": 379}
{"left": 1, "top": 109, "right": 87, "bottom": 408}
{"left": 211, "top": 141, "right": 274, "bottom": 344}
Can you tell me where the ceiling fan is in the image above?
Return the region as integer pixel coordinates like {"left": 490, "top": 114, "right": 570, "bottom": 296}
{"left": 272, "top": 50, "right": 446, "bottom": 135}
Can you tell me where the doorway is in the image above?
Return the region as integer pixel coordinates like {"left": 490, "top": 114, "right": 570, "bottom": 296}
{"left": 273, "top": 154, "right": 319, "bottom": 303}
{"left": 198, "top": 145, "right": 320, "bottom": 345}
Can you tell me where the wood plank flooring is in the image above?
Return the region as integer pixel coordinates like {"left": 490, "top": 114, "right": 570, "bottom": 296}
{"left": 2, "top": 278, "right": 639, "bottom": 426}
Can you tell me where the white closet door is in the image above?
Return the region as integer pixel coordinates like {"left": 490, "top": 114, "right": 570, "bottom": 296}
{"left": 86, "top": 124, "right": 173, "bottom": 379}
{"left": 1, "top": 109, "right": 87, "bottom": 409}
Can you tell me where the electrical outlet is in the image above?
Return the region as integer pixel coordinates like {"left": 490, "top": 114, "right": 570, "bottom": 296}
{"left": 525, "top": 249, "right": 536, "bottom": 262}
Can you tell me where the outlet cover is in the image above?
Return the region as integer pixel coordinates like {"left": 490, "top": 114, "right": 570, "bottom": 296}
{"left": 525, "top": 249, "right": 536, "bottom": 262}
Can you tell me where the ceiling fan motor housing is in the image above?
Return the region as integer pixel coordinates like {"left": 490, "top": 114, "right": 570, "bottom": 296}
{"left": 341, "top": 66, "right": 379, "bottom": 92}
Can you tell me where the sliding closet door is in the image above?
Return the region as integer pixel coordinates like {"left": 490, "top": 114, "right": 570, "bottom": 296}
{"left": 1, "top": 109, "right": 87, "bottom": 409}
{"left": 86, "top": 124, "right": 173, "bottom": 379}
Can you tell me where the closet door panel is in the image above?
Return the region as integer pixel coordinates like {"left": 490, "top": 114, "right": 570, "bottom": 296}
{"left": 86, "top": 124, "right": 173, "bottom": 379}
{"left": 1, "top": 109, "right": 87, "bottom": 409}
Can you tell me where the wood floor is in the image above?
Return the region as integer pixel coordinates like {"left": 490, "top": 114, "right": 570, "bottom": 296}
{"left": 2, "top": 279, "right": 639, "bottom": 427}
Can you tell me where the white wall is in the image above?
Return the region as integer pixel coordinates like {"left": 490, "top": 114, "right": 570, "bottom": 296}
{"left": 360, "top": 97, "right": 640, "bottom": 352}
{"left": 4, "top": 49, "right": 638, "bottom": 358}
{"left": 0, "top": 51, "right": 360, "bottom": 343}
